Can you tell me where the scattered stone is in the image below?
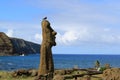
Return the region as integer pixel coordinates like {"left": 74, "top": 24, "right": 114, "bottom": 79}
{"left": 11, "top": 69, "right": 30, "bottom": 77}
{"left": 28, "top": 69, "right": 38, "bottom": 77}
{"left": 34, "top": 75, "right": 47, "bottom": 80}
{"left": 35, "top": 73, "right": 53, "bottom": 80}
{"left": 83, "top": 75, "right": 91, "bottom": 80}
{"left": 53, "top": 74, "right": 65, "bottom": 80}
{"left": 65, "top": 69, "right": 73, "bottom": 74}
{"left": 54, "top": 70, "right": 66, "bottom": 75}
{"left": 103, "top": 68, "right": 120, "bottom": 80}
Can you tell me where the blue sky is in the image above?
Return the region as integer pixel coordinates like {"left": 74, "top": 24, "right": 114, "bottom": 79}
{"left": 0, "top": 0, "right": 120, "bottom": 54}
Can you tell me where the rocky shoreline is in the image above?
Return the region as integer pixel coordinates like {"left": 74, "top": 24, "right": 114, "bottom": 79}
{"left": 0, "top": 68, "right": 120, "bottom": 80}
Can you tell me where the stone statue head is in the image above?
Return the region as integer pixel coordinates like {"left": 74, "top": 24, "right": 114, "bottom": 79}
{"left": 41, "top": 17, "right": 57, "bottom": 47}
{"left": 52, "top": 31, "right": 57, "bottom": 46}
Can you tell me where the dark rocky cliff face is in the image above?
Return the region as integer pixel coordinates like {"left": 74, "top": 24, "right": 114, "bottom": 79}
{"left": 10, "top": 38, "right": 40, "bottom": 55}
{"left": 0, "top": 32, "right": 13, "bottom": 56}
{"left": 0, "top": 32, "right": 40, "bottom": 56}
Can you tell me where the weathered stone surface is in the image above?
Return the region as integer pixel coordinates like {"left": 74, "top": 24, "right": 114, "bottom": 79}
{"left": 54, "top": 70, "right": 66, "bottom": 75}
{"left": 11, "top": 69, "right": 30, "bottom": 77}
{"left": 82, "top": 75, "right": 91, "bottom": 80}
{"left": 65, "top": 69, "right": 73, "bottom": 74}
{"left": 38, "top": 17, "right": 57, "bottom": 76}
{"left": 103, "top": 68, "right": 120, "bottom": 80}
{"left": 28, "top": 69, "right": 38, "bottom": 77}
{"left": 11, "top": 69, "right": 38, "bottom": 77}
{"left": 53, "top": 74, "right": 65, "bottom": 80}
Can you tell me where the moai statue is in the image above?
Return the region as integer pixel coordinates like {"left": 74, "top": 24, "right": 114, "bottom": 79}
{"left": 38, "top": 17, "right": 57, "bottom": 79}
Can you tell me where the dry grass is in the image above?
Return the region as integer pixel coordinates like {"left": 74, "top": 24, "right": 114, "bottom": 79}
{"left": 0, "top": 70, "right": 103, "bottom": 80}
{"left": 0, "top": 71, "right": 35, "bottom": 80}
{"left": 91, "top": 74, "right": 103, "bottom": 80}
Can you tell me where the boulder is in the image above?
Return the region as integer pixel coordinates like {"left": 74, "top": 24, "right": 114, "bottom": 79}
{"left": 54, "top": 70, "right": 66, "bottom": 75}
{"left": 53, "top": 74, "right": 65, "bottom": 80}
{"left": 103, "top": 68, "right": 120, "bottom": 80}
{"left": 82, "top": 75, "right": 91, "bottom": 80}
{"left": 11, "top": 69, "right": 30, "bottom": 77}
{"left": 28, "top": 69, "right": 38, "bottom": 77}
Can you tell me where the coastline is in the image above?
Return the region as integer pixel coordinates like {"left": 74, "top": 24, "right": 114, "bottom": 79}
{"left": 0, "top": 54, "right": 120, "bottom": 71}
{"left": 0, "top": 54, "right": 120, "bottom": 80}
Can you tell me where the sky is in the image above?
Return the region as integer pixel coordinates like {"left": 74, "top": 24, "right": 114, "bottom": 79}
{"left": 0, "top": 0, "right": 120, "bottom": 54}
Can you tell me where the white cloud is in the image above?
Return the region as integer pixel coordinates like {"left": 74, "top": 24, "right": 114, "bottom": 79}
{"left": 56, "top": 26, "right": 91, "bottom": 45}
{"left": 34, "top": 33, "right": 42, "bottom": 43}
{"left": 6, "top": 29, "right": 14, "bottom": 37}
{"left": 1, "top": 0, "right": 120, "bottom": 54}
{"left": 101, "top": 34, "right": 120, "bottom": 44}
{"left": 27, "top": 0, "right": 120, "bottom": 25}
{"left": 1, "top": 0, "right": 120, "bottom": 47}
{"left": 0, "top": 21, "right": 41, "bottom": 41}
{"left": 56, "top": 24, "right": 120, "bottom": 46}
{"left": 57, "top": 31, "right": 78, "bottom": 45}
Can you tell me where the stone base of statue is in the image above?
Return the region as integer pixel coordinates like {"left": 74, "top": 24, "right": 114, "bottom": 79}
{"left": 35, "top": 72, "right": 53, "bottom": 80}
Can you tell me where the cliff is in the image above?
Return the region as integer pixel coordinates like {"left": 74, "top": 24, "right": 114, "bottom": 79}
{"left": 0, "top": 32, "right": 13, "bottom": 56}
{"left": 11, "top": 38, "right": 40, "bottom": 55}
{"left": 0, "top": 32, "right": 40, "bottom": 56}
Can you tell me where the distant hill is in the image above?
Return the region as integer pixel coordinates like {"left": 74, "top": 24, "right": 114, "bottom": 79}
{"left": 0, "top": 32, "right": 40, "bottom": 56}
{"left": 0, "top": 32, "right": 13, "bottom": 56}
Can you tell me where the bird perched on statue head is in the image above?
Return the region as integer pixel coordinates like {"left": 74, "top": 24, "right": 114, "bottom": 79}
{"left": 43, "top": 17, "right": 47, "bottom": 20}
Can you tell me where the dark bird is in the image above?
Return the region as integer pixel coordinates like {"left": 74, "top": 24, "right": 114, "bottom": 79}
{"left": 43, "top": 17, "right": 47, "bottom": 20}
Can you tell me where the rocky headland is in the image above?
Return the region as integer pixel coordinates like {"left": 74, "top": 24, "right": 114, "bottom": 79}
{"left": 0, "top": 32, "right": 40, "bottom": 56}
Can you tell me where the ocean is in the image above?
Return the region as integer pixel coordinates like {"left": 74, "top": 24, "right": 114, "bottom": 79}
{"left": 0, "top": 54, "right": 120, "bottom": 71}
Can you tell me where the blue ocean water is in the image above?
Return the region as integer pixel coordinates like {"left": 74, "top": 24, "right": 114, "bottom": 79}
{"left": 0, "top": 54, "right": 120, "bottom": 71}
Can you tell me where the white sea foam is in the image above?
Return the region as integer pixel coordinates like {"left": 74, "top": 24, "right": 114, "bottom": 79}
{"left": 8, "top": 63, "right": 13, "bottom": 65}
